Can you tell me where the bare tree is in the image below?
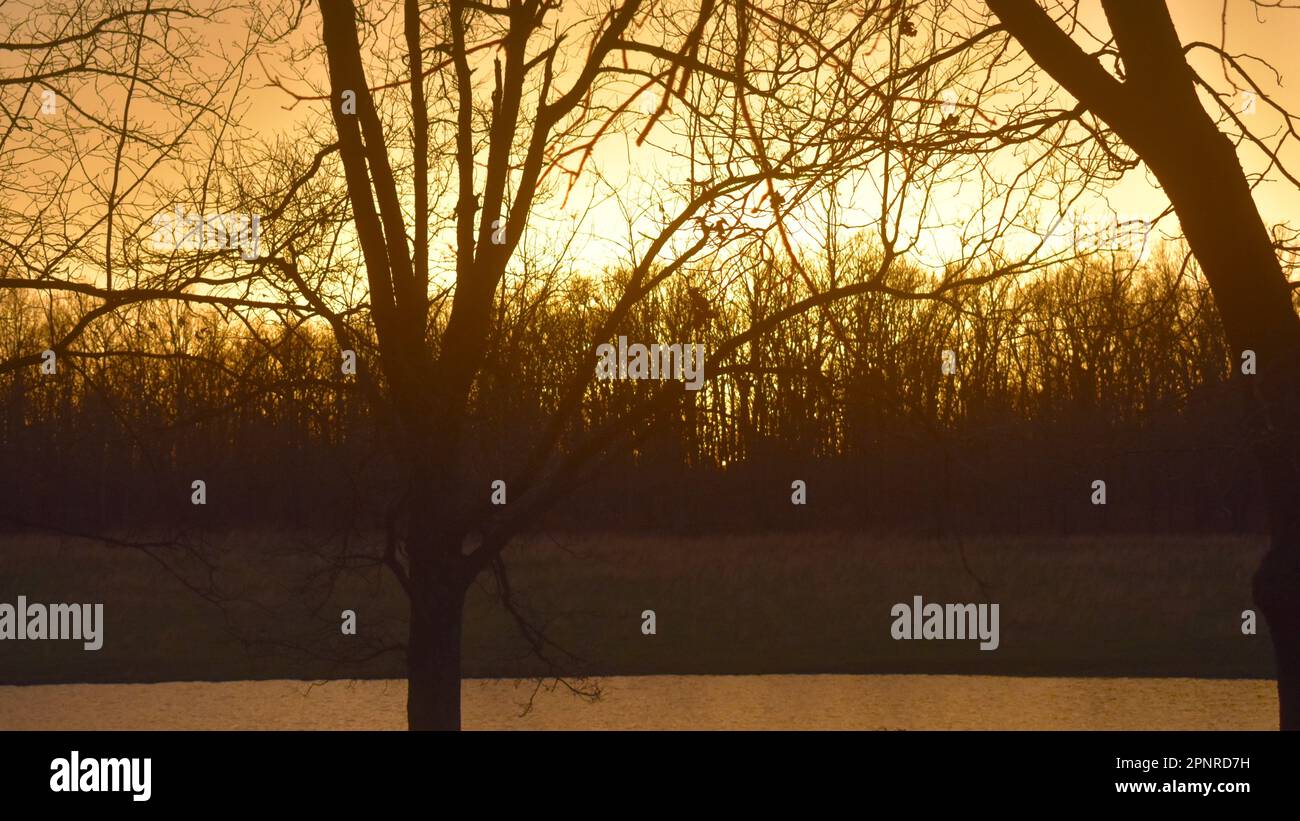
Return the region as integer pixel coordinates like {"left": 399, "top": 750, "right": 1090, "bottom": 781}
{"left": 279, "top": 0, "right": 1099, "bottom": 728}
{"left": 984, "top": 0, "right": 1300, "bottom": 728}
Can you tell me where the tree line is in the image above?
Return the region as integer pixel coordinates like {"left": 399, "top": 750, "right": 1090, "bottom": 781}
{"left": 1, "top": 241, "right": 1264, "bottom": 536}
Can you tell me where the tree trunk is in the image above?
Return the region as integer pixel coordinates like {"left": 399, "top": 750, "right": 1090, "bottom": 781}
{"left": 1249, "top": 356, "right": 1300, "bottom": 730}
{"left": 404, "top": 455, "right": 469, "bottom": 731}
{"left": 987, "top": 0, "right": 1300, "bottom": 731}
{"left": 406, "top": 566, "right": 467, "bottom": 731}
{"left": 1135, "top": 99, "right": 1300, "bottom": 730}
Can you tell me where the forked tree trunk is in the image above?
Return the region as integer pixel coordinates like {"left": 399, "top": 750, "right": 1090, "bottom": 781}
{"left": 317, "top": 0, "right": 485, "bottom": 730}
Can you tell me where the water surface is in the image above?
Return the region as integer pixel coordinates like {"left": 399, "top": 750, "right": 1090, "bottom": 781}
{"left": 0, "top": 675, "right": 1276, "bottom": 730}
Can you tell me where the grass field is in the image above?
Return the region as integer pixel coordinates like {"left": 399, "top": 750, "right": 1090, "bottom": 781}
{"left": 0, "top": 530, "right": 1276, "bottom": 684}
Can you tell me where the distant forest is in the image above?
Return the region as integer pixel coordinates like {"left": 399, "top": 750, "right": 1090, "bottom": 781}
{"left": 0, "top": 241, "right": 1271, "bottom": 536}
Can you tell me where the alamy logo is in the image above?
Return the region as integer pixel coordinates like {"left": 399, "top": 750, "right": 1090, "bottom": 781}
{"left": 890, "top": 595, "right": 1000, "bottom": 651}
{"left": 1043, "top": 210, "right": 1154, "bottom": 261}
{"left": 595, "top": 335, "right": 706, "bottom": 391}
{"left": 0, "top": 596, "right": 103, "bottom": 650}
{"left": 50, "top": 751, "right": 151, "bottom": 802}
{"left": 149, "top": 207, "right": 261, "bottom": 260}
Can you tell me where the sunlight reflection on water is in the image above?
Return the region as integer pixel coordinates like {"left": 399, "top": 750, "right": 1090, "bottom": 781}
{"left": 0, "top": 674, "right": 1276, "bottom": 730}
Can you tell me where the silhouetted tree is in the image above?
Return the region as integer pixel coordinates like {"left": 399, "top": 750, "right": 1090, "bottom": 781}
{"left": 986, "top": 0, "right": 1300, "bottom": 728}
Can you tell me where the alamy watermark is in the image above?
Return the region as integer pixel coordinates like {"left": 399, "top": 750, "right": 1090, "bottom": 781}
{"left": 1045, "top": 210, "right": 1155, "bottom": 261}
{"left": 50, "top": 751, "right": 150, "bottom": 802}
{"left": 0, "top": 595, "right": 103, "bottom": 650}
{"left": 595, "top": 335, "right": 706, "bottom": 391}
{"left": 149, "top": 207, "right": 261, "bottom": 260}
{"left": 890, "top": 595, "right": 999, "bottom": 651}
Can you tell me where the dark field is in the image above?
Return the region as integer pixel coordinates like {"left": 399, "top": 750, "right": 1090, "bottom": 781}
{"left": 0, "top": 530, "right": 1275, "bottom": 685}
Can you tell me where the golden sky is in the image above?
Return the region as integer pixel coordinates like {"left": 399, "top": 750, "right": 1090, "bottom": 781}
{"left": 7, "top": 0, "right": 1299, "bottom": 286}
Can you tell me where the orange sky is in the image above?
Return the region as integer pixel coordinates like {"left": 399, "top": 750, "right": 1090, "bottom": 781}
{"left": 9, "top": 1, "right": 1299, "bottom": 285}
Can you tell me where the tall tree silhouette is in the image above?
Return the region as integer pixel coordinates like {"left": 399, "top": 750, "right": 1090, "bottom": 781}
{"left": 310, "top": 0, "right": 918, "bottom": 729}
{"left": 986, "top": 0, "right": 1300, "bottom": 728}
{"left": 304, "top": 0, "right": 1079, "bottom": 728}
